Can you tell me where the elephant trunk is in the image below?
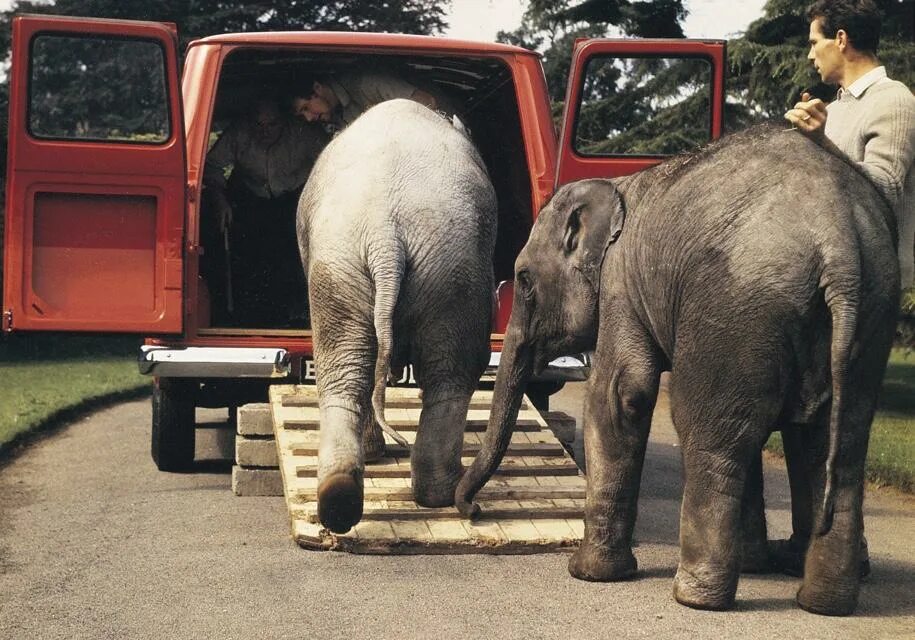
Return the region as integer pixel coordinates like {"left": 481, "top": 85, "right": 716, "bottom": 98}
{"left": 455, "top": 323, "right": 534, "bottom": 518}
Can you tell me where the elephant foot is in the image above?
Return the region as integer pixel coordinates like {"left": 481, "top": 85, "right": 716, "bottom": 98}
{"left": 413, "top": 477, "right": 460, "bottom": 508}
{"left": 568, "top": 543, "right": 637, "bottom": 582}
{"left": 740, "top": 540, "right": 772, "bottom": 574}
{"left": 317, "top": 473, "right": 364, "bottom": 534}
{"left": 672, "top": 565, "right": 737, "bottom": 611}
{"left": 796, "top": 579, "right": 859, "bottom": 616}
{"left": 770, "top": 535, "right": 870, "bottom": 579}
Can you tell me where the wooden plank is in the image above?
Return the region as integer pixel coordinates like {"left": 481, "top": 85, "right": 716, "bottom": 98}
{"left": 290, "top": 442, "right": 567, "bottom": 458}
{"left": 281, "top": 418, "right": 541, "bottom": 432}
{"left": 293, "top": 486, "right": 586, "bottom": 502}
{"left": 294, "top": 463, "right": 579, "bottom": 479}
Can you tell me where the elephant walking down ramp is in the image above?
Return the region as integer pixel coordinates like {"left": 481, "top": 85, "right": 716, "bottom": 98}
{"left": 457, "top": 125, "right": 899, "bottom": 616}
{"left": 297, "top": 99, "right": 497, "bottom": 535}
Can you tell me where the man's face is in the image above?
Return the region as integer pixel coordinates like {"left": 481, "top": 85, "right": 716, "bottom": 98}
{"left": 253, "top": 104, "right": 284, "bottom": 144}
{"left": 292, "top": 82, "right": 335, "bottom": 123}
{"left": 808, "top": 18, "right": 844, "bottom": 84}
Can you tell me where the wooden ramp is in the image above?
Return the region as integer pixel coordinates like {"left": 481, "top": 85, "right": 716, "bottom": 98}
{"left": 270, "top": 384, "right": 586, "bottom": 554}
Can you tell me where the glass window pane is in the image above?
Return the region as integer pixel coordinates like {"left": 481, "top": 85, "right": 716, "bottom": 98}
{"left": 574, "top": 56, "right": 712, "bottom": 156}
{"left": 29, "top": 35, "right": 170, "bottom": 143}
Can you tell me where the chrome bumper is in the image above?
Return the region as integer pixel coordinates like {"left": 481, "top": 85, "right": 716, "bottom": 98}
{"left": 485, "top": 352, "right": 591, "bottom": 382}
{"left": 138, "top": 346, "right": 291, "bottom": 378}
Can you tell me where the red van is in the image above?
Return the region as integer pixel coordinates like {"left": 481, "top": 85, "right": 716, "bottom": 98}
{"left": 2, "top": 14, "right": 725, "bottom": 470}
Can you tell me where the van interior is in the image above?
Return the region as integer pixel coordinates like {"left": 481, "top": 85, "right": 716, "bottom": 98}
{"left": 197, "top": 48, "right": 534, "bottom": 332}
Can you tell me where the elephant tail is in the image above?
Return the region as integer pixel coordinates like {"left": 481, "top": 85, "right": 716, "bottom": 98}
{"left": 819, "top": 280, "right": 859, "bottom": 536}
{"left": 370, "top": 244, "right": 409, "bottom": 449}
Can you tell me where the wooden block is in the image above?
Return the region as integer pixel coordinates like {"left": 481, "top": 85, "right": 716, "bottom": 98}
{"left": 352, "top": 520, "right": 397, "bottom": 542}
{"left": 566, "top": 519, "right": 585, "bottom": 537}
{"left": 236, "top": 403, "right": 274, "bottom": 436}
{"left": 232, "top": 466, "right": 283, "bottom": 496}
{"left": 235, "top": 437, "right": 278, "bottom": 467}
{"left": 462, "top": 520, "right": 507, "bottom": 545}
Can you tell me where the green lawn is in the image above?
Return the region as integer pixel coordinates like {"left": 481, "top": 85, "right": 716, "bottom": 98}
{"left": 766, "top": 349, "right": 915, "bottom": 493}
{"left": 0, "top": 335, "right": 149, "bottom": 452}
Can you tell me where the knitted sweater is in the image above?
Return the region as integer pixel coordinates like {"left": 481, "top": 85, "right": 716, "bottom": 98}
{"left": 825, "top": 79, "right": 915, "bottom": 289}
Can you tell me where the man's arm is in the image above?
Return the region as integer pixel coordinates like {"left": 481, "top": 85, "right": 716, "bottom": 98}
{"left": 853, "top": 93, "right": 915, "bottom": 209}
{"left": 202, "top": 127, "right": 238, "bottom": 231}
{"left": 355, "top": 73, "right": 438, "bottom": 110}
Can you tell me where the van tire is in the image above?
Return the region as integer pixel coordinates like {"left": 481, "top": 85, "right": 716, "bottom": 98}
{"left": 151, "top": 378, "right": 197, "bottom": 471}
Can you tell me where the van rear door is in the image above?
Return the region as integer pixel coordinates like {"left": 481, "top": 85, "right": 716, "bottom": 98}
{"left": 2, "top": 15, "right": 186, "bottom": 333}
{"left": 556, "top": 38, "right": 726, "bottom": 186}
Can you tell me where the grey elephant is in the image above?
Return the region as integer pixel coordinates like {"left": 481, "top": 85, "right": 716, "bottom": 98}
{"left": 456, "top": 125, "right": 898, "bottom": 616}
{"left": 297, "top": 99, "right": 497, "bottom": 534}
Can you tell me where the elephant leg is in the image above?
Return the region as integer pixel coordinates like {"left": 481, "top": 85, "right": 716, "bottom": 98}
{"left": 768, "top": 426, "right": 816, "bottom": 577}
{"left": 795, "top": 403, "right": 874, "bottom": 615}
{"left": 362, "top": 413, "right": 386, "bottom": 463}
{"left": 412, "top": 386, "right": 472, "bottom": 507}
{"left": 568, "top": 323, "right": 661, "bottom": 582}
{"left": 740, "top": 451, "right": 770, "bottom": 573}
{"left": 309, "top": 269, "right": 376, "bottom": 534}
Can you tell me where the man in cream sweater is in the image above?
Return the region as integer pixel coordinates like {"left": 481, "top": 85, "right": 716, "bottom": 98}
{"left": 786, "top": 0, "right": 915, "bottom": 287}
{"left": 780, "top": 0, "right": 915, "bottom": 578}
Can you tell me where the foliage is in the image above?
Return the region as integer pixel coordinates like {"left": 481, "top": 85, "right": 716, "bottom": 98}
{"left": 498, "top": 0, "right": 703, "bottom": 156}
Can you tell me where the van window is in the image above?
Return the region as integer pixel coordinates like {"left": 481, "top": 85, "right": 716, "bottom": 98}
{"left": 573, "top": 55, "right": 712, "bottom": 156}
{"left": 28, "top": 34, "right": 170, "bottom": 143}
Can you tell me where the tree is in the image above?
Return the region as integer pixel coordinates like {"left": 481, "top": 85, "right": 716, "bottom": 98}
{"left": 498, "top": 1, "right": 713, "bottom": 155}
{"left": 728, "top": 0, "right": 915, "bottom": 121}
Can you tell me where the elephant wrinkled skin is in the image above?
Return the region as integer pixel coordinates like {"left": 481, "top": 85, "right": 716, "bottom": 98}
{"left": 457, "top": 125, "right": 899, "bottom": 616}
{"left": 298, "top": 100, "right": 497, "bottom": 534}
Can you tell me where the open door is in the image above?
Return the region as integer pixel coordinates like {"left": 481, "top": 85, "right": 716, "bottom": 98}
{"left": 2, "top": 15, "right": 186, "bottom": 333}
{"left": 556, "top": 38, "right": 726, "bottom": 186}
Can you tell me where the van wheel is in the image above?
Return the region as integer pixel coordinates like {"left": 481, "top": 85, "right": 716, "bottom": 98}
{"left": 151, "top": 378, "right": 197, "bottom": 471}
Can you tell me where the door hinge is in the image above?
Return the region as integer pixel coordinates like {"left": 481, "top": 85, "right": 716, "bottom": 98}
{"left": 2, "top": 309, "right": 12, "bottom": 332}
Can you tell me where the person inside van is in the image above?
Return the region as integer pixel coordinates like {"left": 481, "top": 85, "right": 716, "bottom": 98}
{"left": 203, "top": 95, "right": 329, "bottom": 326}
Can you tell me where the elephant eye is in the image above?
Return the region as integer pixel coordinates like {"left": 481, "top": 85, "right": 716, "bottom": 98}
{"left": 516, "top": 270, "right": 534, "bottom": 299}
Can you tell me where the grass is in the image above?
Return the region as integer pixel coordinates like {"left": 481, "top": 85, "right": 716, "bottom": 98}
{"left": 766, "top": 348, "right": 915, "bottom": 493}
{"left": 0, "top": 335, "right": 150, "bottom": 453}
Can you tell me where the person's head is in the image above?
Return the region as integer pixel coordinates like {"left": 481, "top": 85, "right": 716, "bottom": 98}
{"left": 291, "top": 79, "right": 339, "bottom": 123}
{"left": 250, "top": 97, "right": 285, "bottom": 143}
{"left": 805, "top": 0, "right": 882, "bottom": 84}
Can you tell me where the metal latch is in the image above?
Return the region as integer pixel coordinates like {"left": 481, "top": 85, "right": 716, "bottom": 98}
{"left": 2, "top": 309, "right": 12, "bottom": 332}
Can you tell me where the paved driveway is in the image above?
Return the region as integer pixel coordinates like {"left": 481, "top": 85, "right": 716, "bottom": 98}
{"left": 1, "top": 382, "right": 913, "bottom": 639}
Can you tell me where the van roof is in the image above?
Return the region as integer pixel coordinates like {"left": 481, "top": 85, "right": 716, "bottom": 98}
{"left": 191, "top": 31, "right": 539, "bottom": 58}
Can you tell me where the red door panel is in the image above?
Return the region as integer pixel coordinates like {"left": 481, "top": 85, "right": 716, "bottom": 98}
{"left": 556, "top": 39, "right": 726, "bottom": 187}
{"left": 3, "top": 15, "right": 186, "bottom": 333}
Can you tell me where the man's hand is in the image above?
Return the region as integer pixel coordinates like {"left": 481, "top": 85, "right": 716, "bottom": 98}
{"left": 784, "top": 92, "right": 827, "bottom": 142}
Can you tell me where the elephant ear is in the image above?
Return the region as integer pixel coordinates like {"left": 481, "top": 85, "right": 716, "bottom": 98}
{"left": 561, "top": 180, "right": 626, "bottom": 288}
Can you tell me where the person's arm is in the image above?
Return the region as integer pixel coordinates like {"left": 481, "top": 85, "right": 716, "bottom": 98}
{"left": 357, "top": 73, "right": 437, "bottom": 110}
{"left": 202, "top": 127, "right": 238, "bottom": 231}
{"left": 852, "top": 94, "right": 915, "bottom": 209}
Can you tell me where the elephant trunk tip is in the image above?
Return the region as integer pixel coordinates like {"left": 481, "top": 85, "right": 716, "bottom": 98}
{"left": 454, "top": 481, "right": 482, "bottom": 520}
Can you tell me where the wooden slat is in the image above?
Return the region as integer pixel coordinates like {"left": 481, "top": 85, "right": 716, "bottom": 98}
{"left": 282, "top": 396, "right": 508, "bottom": 411}
{"left": 302, "top": 506, "right": 584, "bottom": 523}
{"left": 295, "top": 463, "right": 580, "bottom": 479}
{"left": 290, "top": 442, "right": 568, "bottom": 458}
{"left": 281, "top": 418, "right": 542, "bottom": 432}
{"left": 292, "top": 486, "right": 586, "bottom": 502}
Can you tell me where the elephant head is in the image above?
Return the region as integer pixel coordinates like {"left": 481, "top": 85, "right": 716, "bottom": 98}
{"left": 455, "top": 178, "right": 626, "bottom": 517}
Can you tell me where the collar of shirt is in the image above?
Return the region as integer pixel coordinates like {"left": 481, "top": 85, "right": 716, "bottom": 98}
{"left": 838, "top": 65, "right": 887, "bottom": 100}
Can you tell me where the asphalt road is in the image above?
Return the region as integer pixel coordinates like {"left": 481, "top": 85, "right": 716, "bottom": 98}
{"left": 1, "top": 381, "right": 914, "bottom": 639}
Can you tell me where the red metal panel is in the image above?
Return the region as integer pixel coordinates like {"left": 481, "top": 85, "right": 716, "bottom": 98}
{"left": 3, "top": 14, "right": 186, "bottom": 333}
{"left": 556, "top": 39, "right": 727, "bottom": 186}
